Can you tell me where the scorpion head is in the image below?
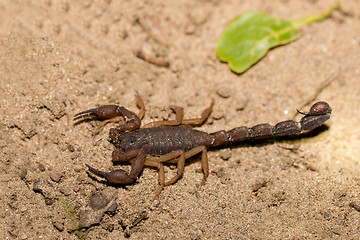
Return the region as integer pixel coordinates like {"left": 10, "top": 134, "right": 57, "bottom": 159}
{"left": 109, "top": 128, "right": 122, "bottom": 147}
{"left": 109, "top": 128, "right": 145, "bottom": 150}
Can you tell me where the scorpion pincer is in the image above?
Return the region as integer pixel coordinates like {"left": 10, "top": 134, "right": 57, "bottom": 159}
{"left": 74, "top": 95, "right": 331, "bottom": 199}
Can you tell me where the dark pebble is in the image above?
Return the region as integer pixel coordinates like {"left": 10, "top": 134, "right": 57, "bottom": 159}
{"left": 89, "top": 192, "right": 111, "bottom": 211}
{"left": 39, "top": 163, "right": 46, "bottom": 172}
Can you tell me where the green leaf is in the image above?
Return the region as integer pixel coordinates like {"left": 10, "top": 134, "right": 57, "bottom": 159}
{"left": 216, "top": 3, "right": 340, "bottom": 74}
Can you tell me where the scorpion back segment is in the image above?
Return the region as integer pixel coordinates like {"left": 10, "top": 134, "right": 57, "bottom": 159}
{"left": 74, "top": 96, "right": 331, "bottom": 199}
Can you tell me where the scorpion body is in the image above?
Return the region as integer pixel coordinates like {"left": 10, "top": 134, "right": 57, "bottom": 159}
{"left": 74, "top": 95, "right": 331, "bottom": 199}
{"left": 115, "top": 125, "right": 213, "bottom": 155}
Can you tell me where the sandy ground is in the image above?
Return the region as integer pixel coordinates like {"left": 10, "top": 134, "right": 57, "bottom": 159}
{"left": 1, "top": 0, "right": 360, "bottom": 239}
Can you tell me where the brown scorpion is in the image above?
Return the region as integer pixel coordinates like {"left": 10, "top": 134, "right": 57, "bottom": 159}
{"left": 74, "top": 95, "right": 331, "bottom": 199}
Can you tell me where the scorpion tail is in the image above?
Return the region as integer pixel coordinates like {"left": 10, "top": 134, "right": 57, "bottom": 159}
{"left": 209, "top": 101, "right": 332, "bottom": 146}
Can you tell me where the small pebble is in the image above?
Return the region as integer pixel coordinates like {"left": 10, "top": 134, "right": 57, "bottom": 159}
{"left": 33, "top": 177, "right": 57, "bottom": 204}
{"left": 105, "top": 202, "right": 118, "bottom": 215}
{"left": 59, "top": 185, "right": 72, "bottom": 196}
{"left": 252, "top": 182, "right": 267, "bottom": 192}
{"left": 50, "top": 171, "right": 63, "bottom": 183}
{"left": 212, "top": 109, "right": 225, "bottom": 120}
{"left": 189, "top": 8, "right": 210, "bottom": 25}
{"left": 211, "top": 167, "right": 225, "bottom": 178}
{"left": 185, "top": 24, "right": 196, "bottom": 35}
{"left": 67, "top": 144, "right": 75, "bottom": 152}
{"left": 19, "top": 168, "right": 27, "bottom": 180}
{"left": 59, "top": 143, "right": 68, "bottom": 152}
{"left": 79, "top": 209, "right": 103, "bottom": 228}
{"left": 74, "top": 230, "right": 87, "bottom": 239}
{"left": 71, "top": 152, "right": 80, "bottom": 160}
{"left": 53, "top": 221, "right": 64, "bottom": 232}
{"left": 89, "top": 192, "right": 111, "bottom": 210}
{"left": 216, "top": 86, "right": 231, "bottom": 98}
{"left": 39, "top": 163, "right": 46, "bottom": 172}
{"left": 211, "top": 167, "right": 231, "bottom": 184}
{"left": 45, "top": 198, "right": 54, "bottom": 205}
{"left": 73, "top": 164, "right": 83, "bottom": 172}
{"left": 219, "top": 149, "right": 231, "bottom": 161}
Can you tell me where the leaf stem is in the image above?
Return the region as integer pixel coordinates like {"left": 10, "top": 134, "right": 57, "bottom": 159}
{"left": 293, "top": 2, "right": 340, "bottom": 28}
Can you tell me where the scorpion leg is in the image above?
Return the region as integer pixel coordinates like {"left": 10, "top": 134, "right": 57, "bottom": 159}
{"left": 148, "top": 146, "right": 209, "bottom": 189}
{"left": 162, "top": 147, "right": 209, "bottom": 185}
{"left": 181, "top": 101, "right": 214, "bottom": 125}
{"left": 147, "top": 150, "right": 186, "bottom": 186}
{"left": 86, "top": 149, "right": 146, "bottom": 184}
{"left": 144, "top": 159, "right": 165, "bottom": 201}
{"left": 135, "top": 93, "right": 146, "bottom": 120}
{"left": 184, "top": 146, "right": 209, "bottom": 186}
{"left": 143, "top": 100, "right": 214, "bottom": 128}
{"left": 164, "top": 151, "right": 186, "bottom": 186}
{"left": 143, "top": 106, "right": 184, "bottom": 128}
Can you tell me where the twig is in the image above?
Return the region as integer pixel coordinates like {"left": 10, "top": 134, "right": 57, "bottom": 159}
{"left": 136, "top": 51, "right": 170, "bottom": 68}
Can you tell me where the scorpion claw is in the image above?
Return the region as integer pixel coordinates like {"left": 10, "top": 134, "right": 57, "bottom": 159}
{"left": 74, "top": 105, "right": 121, "bottom": 122}
{"left": 74, "top": 109, "right": 98, "bottom": 121}
{"left": 86, "top": 164, "right": 135, "bottom": 184}
{"left": 86, "top": 164, "right": 108, "bottom": 179}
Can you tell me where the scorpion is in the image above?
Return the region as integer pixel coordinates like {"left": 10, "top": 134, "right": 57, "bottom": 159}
{"left": 74, "top": 95, "right": 331, "bottom": 199}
